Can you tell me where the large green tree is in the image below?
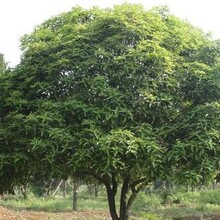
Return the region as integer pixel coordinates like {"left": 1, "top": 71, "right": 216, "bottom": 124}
{"left": 1, "top": 4, "right": 220, "bottom": 220}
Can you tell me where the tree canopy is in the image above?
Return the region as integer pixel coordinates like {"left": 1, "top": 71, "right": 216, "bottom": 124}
{"left": 0, "top": 4, "right": 220, "bottom": 220}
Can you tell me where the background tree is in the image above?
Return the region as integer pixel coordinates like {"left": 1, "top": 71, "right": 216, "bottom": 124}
{"left": 0, "top": 53, "right": 6, "bottom": 73}
{"left": 0, "top": 54, "right": 16, "bottom": 194}
{"left": 1, "top": 4, "right": 220, "bottom": 220}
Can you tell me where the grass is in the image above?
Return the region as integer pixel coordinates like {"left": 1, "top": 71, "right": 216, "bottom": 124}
{"left": 131, "top": 188, "right": 220, "bottom": 219}
{"left": 0, "top": 195, "right": 109, "bottom": 212}
{"left": 0, "top": 196, "right": 71, "bottom": 211}
{"left": 2, "top": 187, "right": 220, "bottom": 219}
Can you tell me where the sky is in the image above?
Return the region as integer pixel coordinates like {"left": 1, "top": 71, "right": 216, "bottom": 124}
{"left": 1, "top": 0, "right": 220, "bottom": 67}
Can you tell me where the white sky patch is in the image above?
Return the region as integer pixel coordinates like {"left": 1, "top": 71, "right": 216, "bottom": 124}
{"left": 1, "top": 0, "right": 220, "bottom": 66}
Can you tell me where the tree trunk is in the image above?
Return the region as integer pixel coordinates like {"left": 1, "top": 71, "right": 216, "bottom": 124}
{"left": 212, "top": 180, "right": 217, "bottom": 190}
{"left": 119, "top": 178, "right": 130, "bottom": 220}
{"left": 94, "top": 184, "right": 99, "bottom": 198}
{"left": 63, "top": 180, "right": 66, "bottom": 198}
{"left": 105, "top": 184, "right": 119, "bottom": 220}
{"left": 72, "top": 179, "right": 79, "bottom": 211}
{"left": 87, "top": 183, "right": 99, "bottom": 197}
{"left": 89, "top": 172, "right": 144, "bottom": 220}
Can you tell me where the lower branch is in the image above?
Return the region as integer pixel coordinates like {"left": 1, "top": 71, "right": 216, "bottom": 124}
{"left": 127, "top": 181, "right": 146, "bottom": 210}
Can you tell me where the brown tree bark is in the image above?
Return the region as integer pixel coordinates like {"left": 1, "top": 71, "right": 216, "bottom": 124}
{"left": 72, "top": 179, "right": 79, "bottom": 211}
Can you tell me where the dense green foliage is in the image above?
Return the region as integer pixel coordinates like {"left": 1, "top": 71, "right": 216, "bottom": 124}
{"left": 0, "top": 4, "right": 220, "bottom": 220}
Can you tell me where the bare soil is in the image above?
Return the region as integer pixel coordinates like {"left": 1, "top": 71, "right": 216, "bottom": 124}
{"left": 2, "top": 206, "right": 220, "bottom": 220}
{"left": 0, "top": 206, "right": 111, "bottom": 220}
{"left": 176, "top": 215, "right": 220, "bottom": 220}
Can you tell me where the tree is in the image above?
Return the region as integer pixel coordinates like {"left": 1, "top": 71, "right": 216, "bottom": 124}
{"left": 0, "top": 54, "right": 17, "bottom": 194}
{"left": 1, "top": 4, "right": 220, "bottom": 220}
{"left": 0, "top": 54, "right": 72, "bottom": 193}
{"left": 0, "top": 53, "right": 6, "bottom": 73}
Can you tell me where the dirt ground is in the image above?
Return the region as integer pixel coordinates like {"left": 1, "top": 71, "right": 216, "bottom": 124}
{"left": 2, "top": 206, "right": 220, "bottom": 220}
{"left": 178, "top": 216, "right": 220, "bottom": 220}
{"left": 0, "top": 206, "right": 111, "bottom": 220}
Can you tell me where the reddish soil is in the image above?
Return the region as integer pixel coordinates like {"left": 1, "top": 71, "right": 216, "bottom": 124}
{"left": 2, "top": 206, "right": 220, "bottom": 220}
{"left": 177, "top": 215, "right": 220, "bottom": 220}
{"left": 0, "top": 206, "right": 111, "bottom": 220}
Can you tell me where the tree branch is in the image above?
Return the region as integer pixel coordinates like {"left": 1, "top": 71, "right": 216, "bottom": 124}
{"left": 127, "top": 182, "right": 145, "bottom": 210}
{"left": 75, "top": 170, "right": 110, "bottom": 187}
{"left": 130, "top": 178, "right": 147, "bottom": 193}
{"left": 111, "top": 173, "right": 118, "bottom": 196}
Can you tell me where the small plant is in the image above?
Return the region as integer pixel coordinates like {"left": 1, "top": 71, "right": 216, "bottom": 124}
{"left": 131, "top": 191, "right": 162, "bottom": 213}
{"left": 140, "top": 212, "right": 165, "bottom": 220}
{"left": 200, "top": 190, "right": 220, "bottom": 205}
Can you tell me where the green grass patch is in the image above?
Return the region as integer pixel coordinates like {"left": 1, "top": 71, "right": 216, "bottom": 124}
{"left": 130, "top": 189, "right": 220, "bottom": 219}
{"left": 0, "top": 194, "right": 108, "bottom": 212}
{"left": 0, "top": 196, "right": 72, "bottom": 211}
